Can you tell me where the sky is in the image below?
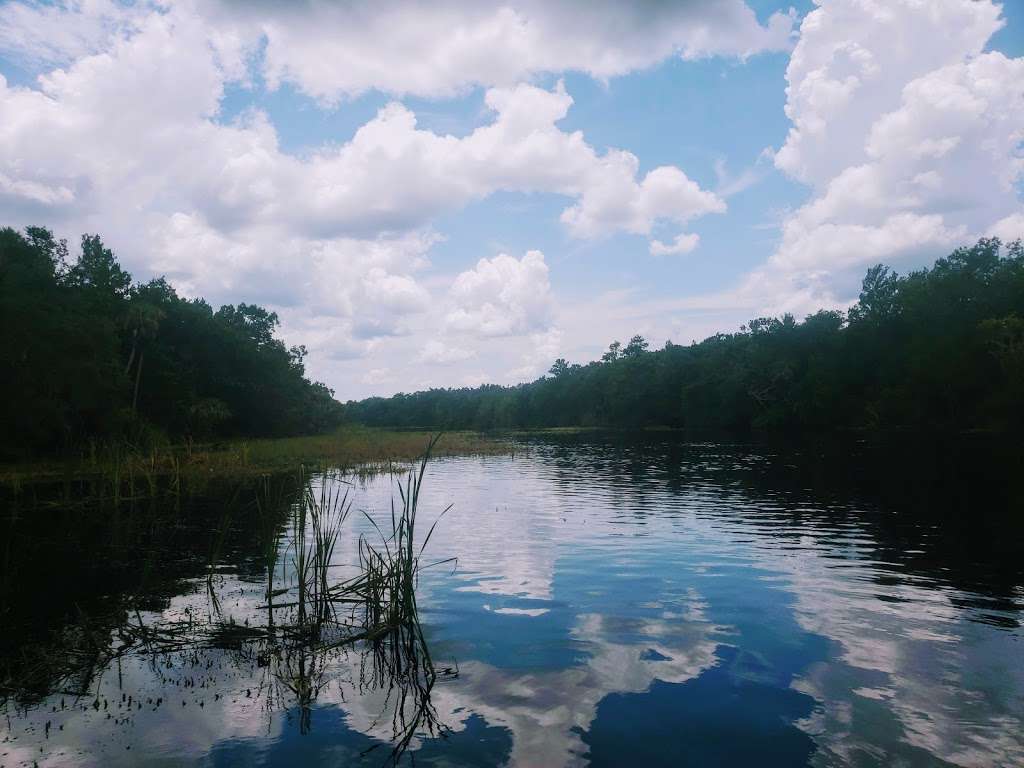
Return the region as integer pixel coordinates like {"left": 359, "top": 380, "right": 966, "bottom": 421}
{"left": 1, "top": 0, "right": 1022, "bottom": 400}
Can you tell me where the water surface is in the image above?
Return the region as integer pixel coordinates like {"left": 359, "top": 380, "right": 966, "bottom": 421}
{"left": 2, "top": 434, "right": 1023, "bottom": 766}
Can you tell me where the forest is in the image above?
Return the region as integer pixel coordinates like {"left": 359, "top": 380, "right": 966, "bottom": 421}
{"left": 0, "top": 226, "right": 343, "bottom": 459}
{"left": 347, "top": 238, "right": 1024, "bottom": 433}
{"left": 5, "top": 230, "right": 1023, "bottom": 461}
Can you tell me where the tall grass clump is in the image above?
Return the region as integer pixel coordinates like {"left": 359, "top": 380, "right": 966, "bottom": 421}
{"left": 1, "top": 435, "right": 457, "bottom": 762}
{"left": 290, "top": 470, "right": 351, "bottom": 632}
{"left": 355, "top": 435, "right": 453, "bottom": 634}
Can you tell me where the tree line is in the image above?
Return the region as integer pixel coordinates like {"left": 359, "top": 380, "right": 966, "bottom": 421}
{"left": 346, "top": 238, "right": 1024, "bottom": 433}
{"left": 1, "top": 226, "right": 343, "bottom": 459}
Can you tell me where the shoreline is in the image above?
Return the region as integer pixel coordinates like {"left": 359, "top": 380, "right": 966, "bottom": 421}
{"left": 0, "top": 427, "right": 509, "bottom": 489}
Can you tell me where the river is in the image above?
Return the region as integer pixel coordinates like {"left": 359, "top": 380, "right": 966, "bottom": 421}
{"left": 1, "top": 433, "right": 1022, "bottom": 766}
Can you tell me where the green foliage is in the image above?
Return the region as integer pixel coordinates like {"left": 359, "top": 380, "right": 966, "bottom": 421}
{"left": 346, "top": 238, "right": 1024, "bottom": 433}
{"left": 621, "top": 334, "right": 649, "bottom": 358}
{"left": 0, "top": 226, "right": 344, "bottom": 459}
{"left": 600, "top": 340, "right": 621, "bottom": 362}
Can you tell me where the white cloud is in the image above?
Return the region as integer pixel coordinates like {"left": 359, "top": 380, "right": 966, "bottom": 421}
{"left": 988, "top": 212, "right": 1024, "bottom": 242}
{"left": 561, "top": 161, "right": 725, "bottom": 239}
{"left": 775, "top": 47, "right": 1023, "bottom": 289}
{"left": 773, "top": 214, "right": 968, "bottom": 277}
{"left": 416, "top": 341, "right": 477, "bottom": 366}
{"left": 261, "top": 80, "right": 724, "bottom": 243}
{"left": 446, "top": 250, "right": 554, "bottom": 337}
{"left": 0, "top": 170, "right": 74, "bottom": 205}
{"left": 592, "top": 1, "right": 1024, "bottom": 339}
{"left": 0, "top": 38, "right": 720, "bottom": 266}
{"left": 774, "top": 0, "right": 1004, "bottom": 187}
{"left": 708, "top": 0, "right": 1024, "bottom": 317}
{"left": 0, "top": 3, "right": 728, "bottom": 396}
{"left": 504, "top": 328, "right": 564, "bottom": 382}
{"left": 0, "top": 1, "right": 795, "bottom": 102}
{"left": 361, "top": 268, "right": 430, "bottom": 314}
{"left": 190, "top": 0, "right": 795, "bottom": 102}
{"left": 3, "top": 0, "right": 1018, "bottom": 398}
{"left": 0, "top": 0, "right": 143, "bottom": 67}
{"left": 650, "top": 232, "right": 700, "bottom": 256}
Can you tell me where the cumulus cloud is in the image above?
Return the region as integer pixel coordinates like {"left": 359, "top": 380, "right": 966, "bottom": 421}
{"left": 0, "top": 29, "right": 720, "bottom": 277}
{"left": 361, "top": 268, "right": 430, "bottom": 313}
{"left": 561, "top": 161, "right": 725, "bottom": 239}
{"left": 988, "top": 213, "right": 1024, "bottom": 242}
{"left": 255, "top": 79, "right": 723, "bottom": 243}
{"left": 773, "top": 0, "right": 1003, "bottom": 187}
{"left": 178, "top": 0, "right": 793, "bottom": 102}
{"left": 5, "top": 0, "right": 1017, "bottom": 398}
{"left": 0, "top": 2, "right": 729, "bottom": 396}
{"left": 508, "top": 328, "right": 564, "bottom": 382}
{"left": 446, "top": 250, "right": 554, "bottom": 337}
{"left": 0, "top": 1, "right": 795, "bottom": 102}
{"left": 718, "top": 0, "right": 1024, "bottom": 317}
{"left": 617, "top": 1, "right": 1024, "bottom": 338}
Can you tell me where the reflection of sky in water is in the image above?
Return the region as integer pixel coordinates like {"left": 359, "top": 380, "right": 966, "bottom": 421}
{"left": 3, "top": 440, "right": 1023, "bottom": 766}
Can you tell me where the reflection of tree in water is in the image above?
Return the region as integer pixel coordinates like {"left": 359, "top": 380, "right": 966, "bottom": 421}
{"left": 1, "top": 446, "right": 457, "bottom": 764}
{"left": 535, "top": 432, "right": 1024, "bottom": 619}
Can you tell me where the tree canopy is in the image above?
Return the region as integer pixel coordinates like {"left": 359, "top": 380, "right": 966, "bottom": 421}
{"left": 345, "top": 239, "right": 1024, "bottom": 434}
{"left": 0, "top": 227, "right": 343, "bottom": 458}
{"left": 5, "top": 230, "right": 1023, "bottom": 456}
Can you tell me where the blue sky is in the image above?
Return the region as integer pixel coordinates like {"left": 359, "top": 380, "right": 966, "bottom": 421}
{"left": 1, "top": 0, "right": 1022, "bottom": 397}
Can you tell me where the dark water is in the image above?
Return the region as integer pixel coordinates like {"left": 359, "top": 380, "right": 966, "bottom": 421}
{"left": 2, "top": 434, "right": 1023, "bottom": 767}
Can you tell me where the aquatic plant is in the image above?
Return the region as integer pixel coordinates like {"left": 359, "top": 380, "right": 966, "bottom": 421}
{"left": 0, "top": 427, "right": 506, "bottom": 494}
{"left": 354, "top": 435, "right": 454, "bottom": 633}
{"left": 1, "top": 435, "right": 456, "bottom": 764}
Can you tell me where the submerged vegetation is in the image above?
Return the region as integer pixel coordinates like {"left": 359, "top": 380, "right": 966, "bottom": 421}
{"left": 348, "top": 238, "right": 1024, "bottom": 433}
{"left": 0, "top": 226, "right": 344, "bottom": 461}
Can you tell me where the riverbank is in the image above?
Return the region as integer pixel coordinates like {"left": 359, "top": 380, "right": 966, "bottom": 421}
{"left": 0, "top": 427, "right": 508, "bottom": 489}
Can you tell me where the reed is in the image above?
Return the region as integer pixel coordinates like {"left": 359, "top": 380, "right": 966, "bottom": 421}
{"left": 0, "top": 427, "right": 507, "bottom": 493}
{"left": 351, "top": 435, "right": 453, "bottom": 634}
{"left": 2, "top": 435, "right": 457, "bottom": 763}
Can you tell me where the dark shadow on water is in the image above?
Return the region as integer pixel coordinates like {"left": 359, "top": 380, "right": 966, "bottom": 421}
{"left": 0, "top": 451, "right": 477, "bottom": 765}
{"left": 528, "top": 430, "right": 1024, "bottom": 625}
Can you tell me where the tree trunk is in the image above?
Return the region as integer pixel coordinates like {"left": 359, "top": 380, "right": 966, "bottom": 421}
{"left": 132, "top": 350, "right": 144, "bottom": 416}
{"left": 124, "top": 328, "right": 138, "bottom": 376}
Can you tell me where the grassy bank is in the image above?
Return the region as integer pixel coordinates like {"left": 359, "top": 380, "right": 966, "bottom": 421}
{"left": 0, "top": 427, "right": 508, "bottom": 489}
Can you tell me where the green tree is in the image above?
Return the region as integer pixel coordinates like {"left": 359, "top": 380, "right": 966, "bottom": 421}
{"left": 69, "top": 234, "right": 131, "bottom": 298}
{"left": 548, "top": 358, "right": 570, "bottom": 377}
{"left": 344, "top": 238, "right": 1024, "bottom": 435}
{"left": 601, "top": 341, "right": 621, "bottom": 362}
{"left": 621, "top": 335, "right": 649, "bottom": 358}
{"left": 849, "top": 264, "right": 899, "bottom": 323}
{"left": 0, "top": 227, "right": 344, "bottom": 458}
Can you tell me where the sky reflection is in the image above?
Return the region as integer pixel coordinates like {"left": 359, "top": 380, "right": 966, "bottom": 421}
{"left": 2, "top": 437, "right": 1022, "bottom": 766}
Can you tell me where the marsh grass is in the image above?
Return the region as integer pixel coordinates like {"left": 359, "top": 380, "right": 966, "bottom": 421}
{"left": 0, "top": 427, "right": 507, "bottom": 496}
{"left": 2, "top": 435, "right": 457, "bottom": 763}
{"left": 354, "top": 435, "right": 454, "bottom": 633}
{"left": 255, "top": 473, "right": 291, "bottom": 624}
{"left": 204, "top": 486, "right": 242, "bottom": 614}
